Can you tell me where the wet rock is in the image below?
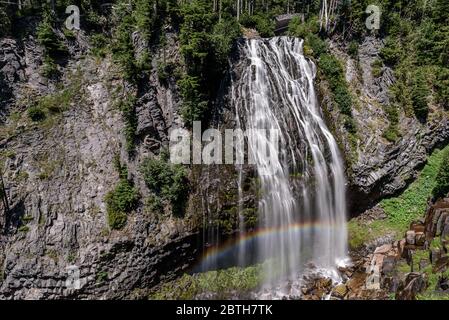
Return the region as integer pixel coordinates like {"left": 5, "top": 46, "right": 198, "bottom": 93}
{"left": 437, "top": 276, "right": 449, "bottom": 292}
{"left": 430, "top": 248, "right": 442, "bottom": 264}
{"left": 346, "top": 272, "right": 367, "bottom": 293}
{"left": 315, "top": 277, "right": 332, "bottom": 289}
{"left": 433, "top": 256, "right": 449, "bottom": 273}
{"left": 415, "top": 232, "right": 426, "bottom": 246}
{"left": 410, "top": 221, "right": 425, "bottom": 233}
{"left": 395, "top": 272, "right": 427, "bottom": 300}
{"left": 406, "top": 231, "right": 416, "bottom": 245}
{"left": 374, "top": 244, "right": 392, "bottom": 255}
{"left": 332, "top": 284, "right": 348, "bottom": 299}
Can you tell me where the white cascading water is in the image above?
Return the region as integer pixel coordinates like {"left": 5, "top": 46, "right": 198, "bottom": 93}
{"left": 232, "top": 37, "right": 348, "bottom": 295}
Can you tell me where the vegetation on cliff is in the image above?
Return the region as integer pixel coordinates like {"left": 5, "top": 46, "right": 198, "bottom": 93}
{"left": 105, "top": 161, "right": 139, "bottom": 230}
{"left": 348, "top": 145, "right": 449, "bottom": 250}
{"left": 140, "top": 152, "right": 189, "bottom": 216}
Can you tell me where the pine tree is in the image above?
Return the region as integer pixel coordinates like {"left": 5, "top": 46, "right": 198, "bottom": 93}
{"left": 411, "top": 69, "right": 430, "bottom": 122}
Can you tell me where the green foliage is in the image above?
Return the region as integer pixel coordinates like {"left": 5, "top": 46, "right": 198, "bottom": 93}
{"left": 96, "top": 271, "right": 108, "bottom": 283}
{"left": 150, "top": 265, "right": 263, "bottom": 300}
{"left": 348, "top": 41, "right": 359, "bottom": 59}
{"left": 381, "top": 145, "right": 449, "bottom": 228}
{"left": 0, "top": 5, "right": 11, "bottom": 37}
{"left": 349, "top": 146, "right": 449, "bottom": 250}
{"left": 411, "top": 69, "right": 430, "bottom": 122}
{"left": 27, "top": 107, "right": 46, "bottom": 122}
{"left": 41, "top": 56, "right": 59, "bottom": 79}
{"left": 374, "top": 0, "right": 449, "bottom": 122}
{"left": 140, "top": 155, "right": 188, "bottom": 216}
{"left": 117, "top": 94, "right": 138, "bottom": 153}
{"left": 112, "top": 13, "right": 139, "bottom": 83}
{"left": 178, "top": 75, "right": 208, "bottom": 124}
{"left": 133, "top": 0, "right": 157, "bottom": 39}
{"left": 435, "top": 68, "right": 449, "bottom": 109}
{"left": 307, "top": 34, "right": 327, "bottom": 58}
{"left": 383, "top": 104, "right": 400, "bottom": 142}
{"left": 90, "top": 33, "right": 109, "bottom": 58}
{"left": 348, "top": 219, "right": 396, "bottom": 250}
{"left": 110, "top": 0, "right": 161, "bottom": 83}
{"left": 240, "top": 12, "right": 275, "bottom": 37}
{"left": 379, "top": 37, "right": 402, "bottom": 66}
{"left": 157, "top": 60, "right": 171, "bottom": 84}
{"left": 211, "top": 18, "right": 242, "bottom": 66}
{"left": 432, "top": 149, "right": 449, "bottom": 200}
{"left": 18, "top": 225, "right": 30, "bottom": 233}
{"left": 145, "top": 194, "right": 164, "bottom": 214}
{"left": 35, "top": 9, "right": 67, "bottom": 79}
{"left": 288, "top": 16, "right": 319, "bottom": 39}
{"left": 37, "top": 13, "right": 66, "bottom": 57}
{"left": 27, "top": 71, "right": 82, "bottom": 122}
{"left": 178, "top": 0, "right": 241, "bottom": 124}
{"left": 319, "top": 54, "right": 353, "bottom": 117}
{"left": 371, "top": 59, "right": 383, "bottom": 78}
{"left": 105, "top": 178, "right": 139, "bottom": 230}
{"left": 288, "top": 17, "right": 325, "bottom": 59}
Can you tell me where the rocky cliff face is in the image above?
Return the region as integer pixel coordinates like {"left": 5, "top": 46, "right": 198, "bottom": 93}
{"left": 319, "top": 36, "right": 449, "bottom": 215}
{"left": 0, "top": 20, "right": 209, "bottom": 299}
{"left": 0, "top": 16, "right": 256, "bottom": 298}
{"left": 1, "top": 18, "right": 448, "bottom": 299}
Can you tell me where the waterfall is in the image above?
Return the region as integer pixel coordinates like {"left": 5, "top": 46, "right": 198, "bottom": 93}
{"left": 231, "top": 37, "right": 348, "bottom": 292}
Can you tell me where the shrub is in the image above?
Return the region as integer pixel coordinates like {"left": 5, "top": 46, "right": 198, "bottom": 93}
{"left": 90, "top": 33, "right": 109, "bottom": 58}
{"left": 308, "top": 34, "right": 327, "bottom": 58}
{"left": 41, "top": 56, "right": 59, "bottom": 78}
{"left": 432, "top": 150, "right": 449, "bottom": 200}
{"left": 371, "top": 59, "right": 383, "bottom": 78}
{"left": 435, "top": 68, "right": 449, "bottom": 109}
{"left": 319, "top": 54, "right": 343, "bottom": 79}
{"left": 0, "top": 5, "right": 11, "bottom": 37}
{"left": 112, "top": 12, "right": 138, "bottom": 83}
{"left": 145, "top": 194, "right": 164, "bottom": 214}
{"left": 383, "top": 105, "right": 400, "bottom": 142}
{"left": 37, "top": 15, "right": 66, "bottom": 57}
{"left": 18, "top": 225, "right": 29, "bottom": 233}
{"left": 288, "top": 15, "right": 319, "bottom": 39}
{"left": 380, "top": 37, "right": 402, "bottom": 66}
{"left": 140, "top": 156, "right": 188, "bottom": 216}
{"left": 117, "top": 95, "right": 137, "bottom": 153}
{"left": 211, "top": 18, "right": 242, "bottom": 67}
{"left": 348, "top": 41, "right": 359, "bottom": 59}
{"left": 27, "top": 107, "right": 46, "bottom": 122}
{"left": 178, "top": 75, "right": 208, "bottom": 124}
{"left": 411, "top": 70, "right": 430, "bottom": 122}
{"left": 240, "top": 12, "right": 275, "bottom": 38}
{"left": 319, "top": 54, "right": 353, "bottom": 118}
{"left": 105, "top": 178, "right": 139, "bottom": 230}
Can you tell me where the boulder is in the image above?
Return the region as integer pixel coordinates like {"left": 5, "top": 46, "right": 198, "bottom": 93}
{"left": 433, "top": 256, "right": 449, "bottom": 273}
{"left": 374, "top": 244, "right": 392, "bottom": 254}
{"left": 365, "top": 271, "right": 381, "bottom": 290}
{"left": 406, "top": 231, "right": 416, "bottom": 245}
{"left": 332, "top": 284, "right": 348, "bottom": 298}
{"left": 395, "top": 272, "right": 428, "bottom": 300}
{"left": 437, "top": 276, "right": 449, "bottom": 292}
{"left": 430, "top": 248, "right": 441, "bottom": 264}
{"left": 415, "top": 232, "right": 426, "bottom": 246}
{"left": 410, "top": 222, "right": 425, "bottom": 233}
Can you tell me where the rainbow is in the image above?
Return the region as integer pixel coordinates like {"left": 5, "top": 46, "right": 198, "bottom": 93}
{"left": 196, "top": 221, "right": 346, "bottom": 269}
